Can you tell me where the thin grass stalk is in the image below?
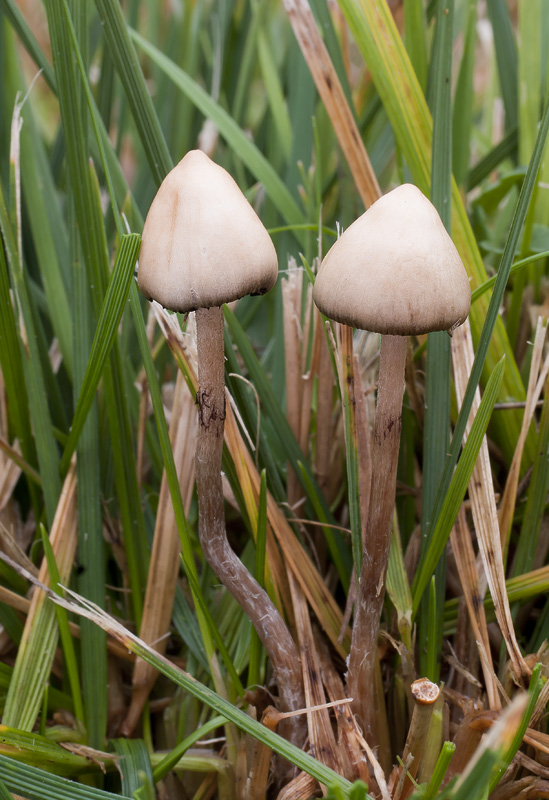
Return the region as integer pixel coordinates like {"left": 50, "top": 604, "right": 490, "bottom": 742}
{"left": 419, "top": 0, "right": 454, "bottom": 681}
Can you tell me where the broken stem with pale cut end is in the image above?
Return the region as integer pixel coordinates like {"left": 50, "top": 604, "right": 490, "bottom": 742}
{"left": 194, "top": 305, "right": 306, "bottom": 745}
{"left": 346, "top": 333, "right": 408, "bottom": 744}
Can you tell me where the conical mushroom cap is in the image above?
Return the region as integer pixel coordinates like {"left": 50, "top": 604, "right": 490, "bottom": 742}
{"left": 313, "top": 184, "right": 471, "bottom": 336}
{"left": 138, "top": 150, "right": 278, "bottom": 312}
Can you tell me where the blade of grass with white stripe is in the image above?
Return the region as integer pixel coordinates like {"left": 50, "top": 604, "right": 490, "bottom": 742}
{"left": 336, "top": 0, "right": 532, "bottom": 467}
{"left": 0, "top": 755, "right": 130, "bottom": 800}
{"left": 412, "top": 356, "right": 506, "bottom": 613}
{"left": 4, "top": 35, "right": 73, "bottom": 376}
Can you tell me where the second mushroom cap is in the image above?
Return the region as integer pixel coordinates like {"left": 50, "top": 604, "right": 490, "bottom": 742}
{"left": 313, "top": 184, "right": 471, "bottom": 336}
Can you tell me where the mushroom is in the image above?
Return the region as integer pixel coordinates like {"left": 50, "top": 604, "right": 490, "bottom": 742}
{"left": 138, "top": 150, "right": 305, "bottom": 741}
{"left": 313, "top": 183, "right": 471, "bottom": 741}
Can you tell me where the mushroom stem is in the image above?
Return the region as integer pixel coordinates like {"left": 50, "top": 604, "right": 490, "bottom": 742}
{"left": 194, "top": 306, "right": 306, "bottom": 743}
{"left": 347, "top": 333, "right": 407, "bottom": 742}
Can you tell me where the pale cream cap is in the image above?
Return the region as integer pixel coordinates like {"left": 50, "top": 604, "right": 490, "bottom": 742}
{"left": 313, "top": 184, "right": 471, "bottom": 335}
{"left": 138, "top": 150, "right": 278, "bottom": 312}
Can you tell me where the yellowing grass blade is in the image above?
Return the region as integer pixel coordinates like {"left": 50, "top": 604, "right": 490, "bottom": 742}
{"left": 3, "top": 461, "right": 78, "bottom": 730}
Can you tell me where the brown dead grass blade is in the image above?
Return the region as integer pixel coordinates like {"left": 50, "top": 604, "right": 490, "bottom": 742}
{"left": 282, "top": 259, "right": 304, "bottom": 508}
{"left": 499, "top": 318, "right": 548, "bottom": 554}
{"left": 450, "top": 507, "right": 501, "bottom": 709}
{"left": 122, "top": 370, "right": 197, "bottom": 735}
{"left": 451, "top": 318, "right": 530, "bottom": 684}
{"left": 288, "top": 572, "right": 340, "bottom": 776}
{"left": 282, "top": 0, "right": 380, "bottom": 208}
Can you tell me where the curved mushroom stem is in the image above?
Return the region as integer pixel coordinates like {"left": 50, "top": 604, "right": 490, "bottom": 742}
{"left": 195, "top": 306, "right": 306, "bottom": 745}
{"left": 347, "top": 333, "right": 407, "bottom": 743}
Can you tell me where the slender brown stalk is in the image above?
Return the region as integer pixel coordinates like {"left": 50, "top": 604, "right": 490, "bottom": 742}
{"left": 347, "top": 334, "right": 407, "bottom": 742}
{"left": 194, "top": 306, "right": 305, "bottom": 743}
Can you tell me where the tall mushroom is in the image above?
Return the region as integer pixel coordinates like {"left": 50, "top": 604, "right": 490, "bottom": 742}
{"left": 138, "top": 150, "right": 305, "bottom": 741}
{"left": 313, "top": 184, "right": 471, "bottom": 741}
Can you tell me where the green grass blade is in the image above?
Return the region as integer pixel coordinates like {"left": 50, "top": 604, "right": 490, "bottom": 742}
{"left": 452, "top": 0, "right": 477, "bottom": 186}
{"left": 512, "top": 370, "right": 549, "bottom": 577}
{"left": 0, "top": 177, "right": 61, "bottom": 526}
{"left": 419, "top": 0, "right": 454, "bottom": 678}
{"left": 61, "top": 234, "right": 141, "bottom": 472}
{"left": 93, "top": 0, "right": 172, "bottom": 184}
{"left": 519, "top": 0, "right": 543, "bottom": 163}
{"left": 152, "top": 716, "right": 227, "bottom": 782}
{"left": 486, "top": 0, "right": 518, "bottom": 131}
{"left": 130, "top": 30, "right": 307, "bottom": 241}
{"left": 110, "top": 739, "right": 154, "bottom": 797}
{"left": 0, "top": 0, "right": 57, "bottom": 90}
{"left": 412, "top": 357, "right": 506, "bottom": 613}
{"left": 404, "top": 0, "right": 427, "bottom": 90}
{"left": 40, "top": 524, "right": 85, "bottom": 725}
{"left": 0, "top": 755, "right": 130, "bottom": 800}
{"left": 72, "top": 235, "right": 106, "bottom": 749}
